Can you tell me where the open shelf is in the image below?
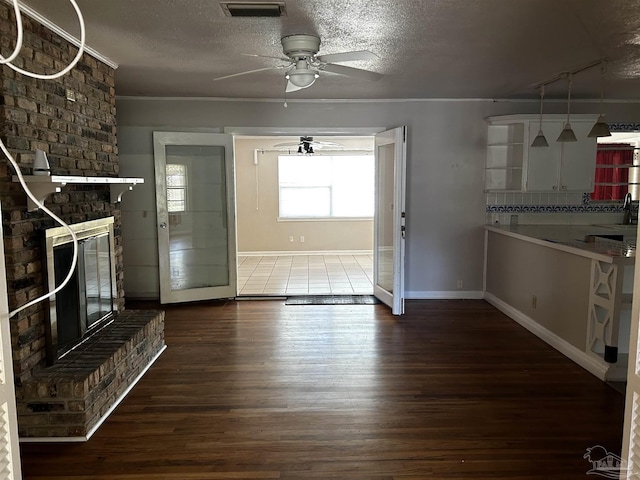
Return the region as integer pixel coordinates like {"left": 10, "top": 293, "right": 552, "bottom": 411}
{"left": 13, "top": 175, "right": 144, "bottom": 211}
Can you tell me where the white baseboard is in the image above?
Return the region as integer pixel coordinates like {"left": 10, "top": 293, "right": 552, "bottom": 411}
{"left": 239, "top": 250, "right": 373, "bottom": 257}
{"left": 484, "top": 292, "right": 609, "bottom": 381}
{"left": 406, "top": 290, "right": 485, "bottom": 300}
{"left": 20, "top": 345, "right": 167, "bottom": 443}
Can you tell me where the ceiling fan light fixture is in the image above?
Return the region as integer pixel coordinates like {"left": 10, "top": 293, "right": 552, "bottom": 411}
{"left": 287, "top": 68, "right": 319, "bottom": 89}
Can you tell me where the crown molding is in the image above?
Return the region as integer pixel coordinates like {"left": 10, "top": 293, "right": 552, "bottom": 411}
{"left": 2, "top": 0, "right": 118, "bottom": 69}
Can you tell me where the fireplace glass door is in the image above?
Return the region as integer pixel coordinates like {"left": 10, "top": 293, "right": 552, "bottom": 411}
{"left": 53, "top": 233, "right": 114, "bottom": 351}
{"left": 46, "top": 217, "right": 117, "bottom": 362}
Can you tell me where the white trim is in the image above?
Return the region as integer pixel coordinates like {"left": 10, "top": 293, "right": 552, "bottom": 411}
{"left": 227, "top": 126, "right": 385, "bottom": 135}
{"left": 20, "top": 345, "right": 167, "bottom": 443}
{"left": 484, "top": 292, "right": 609, "bottom": 381}
{"left": 405, "top": 290, "right": 485, "bottom": 300}
{"left": 277, "top": 217, "right": 373, "bottom": 222}
{"left": 115, "top": 96, "right": 640, "bottom": 104}
{"left": 239, "top": 250, "right": 373, "bottom": 257}
{"left": 1, "top": 0, "right": 118, "bottom": 69}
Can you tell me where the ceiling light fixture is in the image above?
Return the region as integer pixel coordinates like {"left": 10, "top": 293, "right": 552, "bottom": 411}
{"left": 557, "top": 74, "right": 577, "bottom": 142}
{"left": 588, "top": 62, "right": 612, "bottom": 138}
{"left": 285, "top": 60, "right": 319, "bottom": 89}
{"left": 531, "top": 85, "right": 549, "bottom": 147}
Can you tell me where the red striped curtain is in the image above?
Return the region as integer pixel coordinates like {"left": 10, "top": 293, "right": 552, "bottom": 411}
{"left": 590, "top": 143, "right": 634, "bottom": 201}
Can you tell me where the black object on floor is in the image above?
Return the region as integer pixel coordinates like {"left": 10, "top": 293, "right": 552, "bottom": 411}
{"left": 285, "top": 295, "right": 380, "bottom": 305}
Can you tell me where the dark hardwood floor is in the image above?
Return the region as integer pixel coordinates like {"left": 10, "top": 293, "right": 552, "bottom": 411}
{"left": 20, "top": 299, "right": 625, "bottom": 479}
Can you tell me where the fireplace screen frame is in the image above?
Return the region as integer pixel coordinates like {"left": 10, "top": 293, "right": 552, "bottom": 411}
{"left": 44, "top": 216, "right": 117, "bottom": 363}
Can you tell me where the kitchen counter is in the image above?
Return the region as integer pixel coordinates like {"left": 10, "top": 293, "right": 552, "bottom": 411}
{"left": 484, "top": 224, "right": 636, "bottom": 381}
{"left": 485, "top": 224, "right": 636, "bottom": 264}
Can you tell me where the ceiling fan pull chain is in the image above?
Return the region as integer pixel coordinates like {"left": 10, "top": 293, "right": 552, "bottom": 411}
{"left": 283, "top": 77, "right": 288, "bottom": 107}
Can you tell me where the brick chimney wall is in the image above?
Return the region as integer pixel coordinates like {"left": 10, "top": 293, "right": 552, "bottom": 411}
{"left": 0, "top": 4, "right": 124, "bottom": 386}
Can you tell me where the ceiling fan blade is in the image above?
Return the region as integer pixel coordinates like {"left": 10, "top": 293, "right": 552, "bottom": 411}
{"left": 213, "top": 65, "right": 286, "bottom": 82}
{"left": 241, "top": 53, "right": 291, "bottom": 62}
{"left": 273, "top": 140, "right": 345, "bottom": 148}
{"left": 316, "top": 50, "right": 378, "bottom": 63}
{"left": 285, "top": 80, "right": 304, "bottom": 93}
{"left": 321, "top": 63, "right": 383, "bottom": 81}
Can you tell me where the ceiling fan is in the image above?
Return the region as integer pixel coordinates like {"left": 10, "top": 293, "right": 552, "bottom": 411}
{"left": 273, "top": 136, "right": 344, "bottom": 154}
{"left": 213, "top": 34, "right": 383, "bottom": 93}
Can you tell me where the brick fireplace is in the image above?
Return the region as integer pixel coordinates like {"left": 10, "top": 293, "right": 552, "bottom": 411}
{"left": 0, "top": 4, "right": 164, "bottom": 438}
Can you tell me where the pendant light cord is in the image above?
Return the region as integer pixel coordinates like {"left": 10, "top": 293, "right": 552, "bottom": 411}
{"left": 538, "top": 85, "right": 545, "bottom": 131}
{"left": 566, "top": 74, "right": 573, "bottom": 124}
{"left": 599, "top": 62, "right": 607, "bottom": 109}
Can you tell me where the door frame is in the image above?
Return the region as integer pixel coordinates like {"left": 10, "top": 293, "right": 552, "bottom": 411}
{"left": 225, "top": 126, "right": 387, "bottom": 295}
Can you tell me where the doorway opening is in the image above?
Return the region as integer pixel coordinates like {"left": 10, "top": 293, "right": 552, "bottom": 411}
{"left": 234, "top": 135, "right": 375, "bottom": 297}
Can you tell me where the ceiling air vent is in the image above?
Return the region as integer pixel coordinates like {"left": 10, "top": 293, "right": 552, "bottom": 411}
{"left": 220, "top": 2, "right": 286, "bottom": 17}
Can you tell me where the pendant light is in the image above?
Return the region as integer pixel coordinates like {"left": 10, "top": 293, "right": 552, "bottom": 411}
{"left": 531, "top": 85, "right": 549, "bottom": 147}
{"left": 557, "top": 74, "right": 577, "bottom": 142}
{"left": 588, "top": 62, "right": 612, "bottom": 138}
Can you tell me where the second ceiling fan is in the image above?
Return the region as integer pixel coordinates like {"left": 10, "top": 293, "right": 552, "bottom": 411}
{"left": 214, "top": 34, "right": 383, "bottom": 93}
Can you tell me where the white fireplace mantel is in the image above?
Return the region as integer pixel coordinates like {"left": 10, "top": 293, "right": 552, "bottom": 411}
{"left": 12, "top": 175, "right": 145, "bottom": 211}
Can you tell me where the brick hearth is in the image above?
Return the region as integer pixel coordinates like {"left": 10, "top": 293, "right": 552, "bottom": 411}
{"left": 19, "top": 310, "right": 164, "bottom": 438}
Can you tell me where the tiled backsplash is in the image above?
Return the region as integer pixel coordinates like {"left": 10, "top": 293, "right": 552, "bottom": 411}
{"left": 486, "top": 192, "right": 633, "bottom": 225}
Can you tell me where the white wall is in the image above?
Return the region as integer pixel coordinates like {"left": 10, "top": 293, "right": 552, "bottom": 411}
{"left": 115, "top": 97, "right": 640, "bottom": 300}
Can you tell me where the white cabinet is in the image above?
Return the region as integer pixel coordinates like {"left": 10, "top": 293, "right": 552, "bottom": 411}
{"left": 485, "top": 114, "right": 599, "bottom": 192}
{"left": 526, "top": 120, "right": 597, "bottom": 192}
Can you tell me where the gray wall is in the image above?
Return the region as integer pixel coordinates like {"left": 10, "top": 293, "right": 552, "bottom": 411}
{"left": 115, "top": 97, "right": 640, "bottom": 300}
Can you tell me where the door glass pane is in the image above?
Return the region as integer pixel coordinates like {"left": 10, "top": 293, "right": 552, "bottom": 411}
{"left": 165, "top": 145, "right": 229, "bottom": 291}
{"left": 376, "top": 143, "right": 394, "bottom": 293}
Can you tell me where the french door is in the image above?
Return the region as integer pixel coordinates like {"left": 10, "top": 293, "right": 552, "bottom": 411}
{"left": 153, "top": 132, "right": 237, "bottom": 304}
{"left": 373, "top": 126, "right": 407, "bottom": 315}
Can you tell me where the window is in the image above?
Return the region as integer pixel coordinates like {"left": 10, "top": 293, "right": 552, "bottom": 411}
{"left": 592, "top": 133, "right": 640, "bottom": 201}
{"left": 278, "top": 155, "right": 374, "bottom": 218}
{"left": 166, "top": 163, "right": 187, "bottom": 212}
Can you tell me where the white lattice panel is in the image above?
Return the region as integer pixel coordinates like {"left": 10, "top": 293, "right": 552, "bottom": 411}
{"left": 587, "top": 260, "right": 622, "bottom": 359}
{"left": 0, "top": 402, "right": 14, "bottom": 479}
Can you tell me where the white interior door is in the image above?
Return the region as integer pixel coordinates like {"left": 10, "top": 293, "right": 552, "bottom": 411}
{"left": 153, "top": 132, "right": 237, "bottom": 304}
{"left": 374, "top": 126, "right": 407, "bottom": 315}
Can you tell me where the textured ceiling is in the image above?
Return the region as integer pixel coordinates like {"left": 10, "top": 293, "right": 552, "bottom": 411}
{"left": 14, "top": 0, "right": 640, "bottom": 100}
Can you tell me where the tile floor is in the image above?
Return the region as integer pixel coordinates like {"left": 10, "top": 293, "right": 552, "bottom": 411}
{"left": 238, "top": 254, "right": 374, "bottom": 296}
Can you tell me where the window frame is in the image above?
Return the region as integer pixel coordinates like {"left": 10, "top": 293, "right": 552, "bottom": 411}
{"left": 166, "top": 163, "right": 188, "bottom": 213}
{"left": 277, "top": 153, "right": 375, "bottom": 220}
{"left": 592, "top": 128, "right": 640, "bottom": 203}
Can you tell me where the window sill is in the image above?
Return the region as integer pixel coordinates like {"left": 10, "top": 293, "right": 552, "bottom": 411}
{"left": 277, "top": 217, "right": 373, "bottom": 222}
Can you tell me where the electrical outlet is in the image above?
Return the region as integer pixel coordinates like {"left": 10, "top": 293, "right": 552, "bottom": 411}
{"left": 532, "top": 295, "right": 537, "bottom": 309}
{"left": 65, "top": 88, "right": 76, "bottom": 102}
{"left": 289, "top": 235, "right": 294, "bottom": 242}
{"left": 300, "top": 235, "right": 305, "bottom": 243}
{"left": 456, "top": 280, "right": 463, "bottom": 289}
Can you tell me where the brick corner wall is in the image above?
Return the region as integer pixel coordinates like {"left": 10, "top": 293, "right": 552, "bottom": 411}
{"left": 0, "top": 3, "right": 153, "bottom": 438}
